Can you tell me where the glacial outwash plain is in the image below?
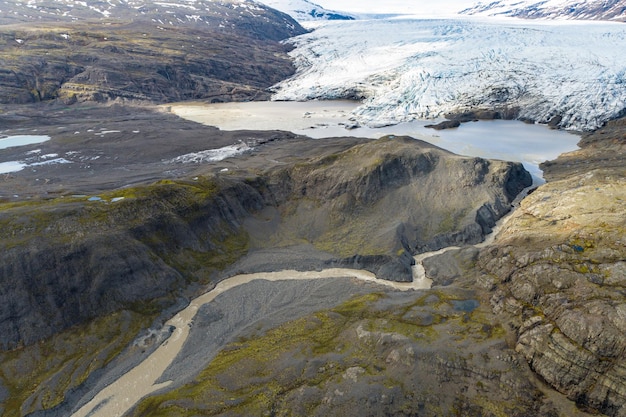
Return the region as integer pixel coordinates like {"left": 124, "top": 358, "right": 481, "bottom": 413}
{"left": 0, "top": 1, "right": 624, "bottom": 416}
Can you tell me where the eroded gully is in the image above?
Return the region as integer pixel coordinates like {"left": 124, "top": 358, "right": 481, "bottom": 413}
{"left": 70, "top": 187, "right": 531, "bottom": 417}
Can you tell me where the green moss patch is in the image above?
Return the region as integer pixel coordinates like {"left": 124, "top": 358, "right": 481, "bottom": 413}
{"left": 0, "top": 310, "right": 154, "bottom": 416}
{"left": 130, "top": 290, "right": 509, "bottom": 417}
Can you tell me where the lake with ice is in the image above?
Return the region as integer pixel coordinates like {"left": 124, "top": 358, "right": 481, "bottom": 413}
{"left": 0, "top": 135, "right": 67, "bottom": 174}
{"left": 0, "top": 135, "right": 50, "bottom": 150}
{"left": 169, "top": 100, "right": 580, "bottom": 183}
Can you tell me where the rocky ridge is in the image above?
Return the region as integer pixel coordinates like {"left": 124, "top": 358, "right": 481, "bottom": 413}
{"left": 461, "top": 0, "right": 626, "bottom": 22}
{"left": 0, "top": 0, "right": 306, "bottom": 104}
{"left": 421, "top": 117, "right": 626, "bottom": 416}
{"left": 0, "top": 103, "right": 531, "bottom": 416}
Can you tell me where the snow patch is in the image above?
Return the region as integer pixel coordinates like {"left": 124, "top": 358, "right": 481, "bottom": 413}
{"left": 0, "top": 161, "right": 27, "bottom": 174}
{"left": 0, "top": 135, "right": 50, "bottom": 150}
{"left": 31, "top": 158, "right": 72, "bottom": 166}
{"left": 170, "top": 142, "right": 252, "bottom": 164}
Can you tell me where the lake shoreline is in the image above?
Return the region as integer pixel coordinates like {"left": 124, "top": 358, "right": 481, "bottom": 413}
{"left": 167, "top": 100, "right": 580, "bottom": 181}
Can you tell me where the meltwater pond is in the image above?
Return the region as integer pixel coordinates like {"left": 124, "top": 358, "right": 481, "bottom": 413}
{"left": 168, "top": 101, "right": 580, "bottom": 182}
{"left": 0, "top": 135, "right": 50, "bottom": 150}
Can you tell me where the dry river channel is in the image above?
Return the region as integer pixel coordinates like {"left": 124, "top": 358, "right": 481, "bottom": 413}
{"left": 70, "top": 187, "right": 529, "bottom": 417}
{"left": 71, "top": 100, "right": 541, "bottom": 416}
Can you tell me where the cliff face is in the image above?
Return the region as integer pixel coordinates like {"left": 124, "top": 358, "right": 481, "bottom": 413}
{"left": 0, "top": 134, "right": 531, "bottom": 352}
{"left": 475, "top": 118, "right": 626, "bottom": 417}
{"left": 0, "top": 178, "right": 261, "bottom": 350}
{"left": 421, "top": 117, "right": 626, "bottom": 417}
{"left": 255, "top": 136, "right": 530, "bottom": 280}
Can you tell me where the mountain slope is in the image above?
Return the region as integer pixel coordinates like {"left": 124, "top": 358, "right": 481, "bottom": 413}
{"left": 258, "top": 0, "right": 355, "bottom": 22}
{"left": 461, "top": 0, "right": 626, "bottom": 22}
{"left": 0, "top": 0, "right": 304, "bottom": 39}
{"left": 0, "top": 0, "right": 306, "bottom": 104}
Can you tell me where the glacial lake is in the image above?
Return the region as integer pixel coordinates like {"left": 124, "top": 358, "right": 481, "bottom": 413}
{"left": 0, "top": 135, "right": 54, "bottom": 174}
{"left": 169, "top": 100, "right": 581, "bottom": 183}
{"left": 0, "top": 134, "right": 50, "bottom": 150}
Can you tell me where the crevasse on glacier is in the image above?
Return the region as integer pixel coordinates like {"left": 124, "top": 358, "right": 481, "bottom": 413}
{"left": 271, "top": 18, "right": 626, "bottom": 130}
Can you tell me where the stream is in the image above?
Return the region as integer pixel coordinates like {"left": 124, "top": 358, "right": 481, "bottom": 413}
{"left": 70, "top": 184, "right": 529, "bottom": 417}
{"left": 70, "top": 101, "right": 542, "bottom": 416}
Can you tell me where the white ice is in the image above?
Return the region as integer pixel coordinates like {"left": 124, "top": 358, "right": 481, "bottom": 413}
{"left": 272, "top": 18, "right": 626, "bottom": 131}
{"left": 170, "top": 142, "right": 252, "bottom": 164}
{"left": 0, "top": 135, "right": 50, "bottom": 150}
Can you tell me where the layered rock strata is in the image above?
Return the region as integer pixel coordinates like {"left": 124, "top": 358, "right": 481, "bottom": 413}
{"left": 423, "top": 117, "right": 626, "bottom": 416}
{"left": 0, "top": 129, "right": 531, "bottom": 351}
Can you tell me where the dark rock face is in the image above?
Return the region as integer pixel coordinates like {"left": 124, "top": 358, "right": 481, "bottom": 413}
{"left": 427, "top": 108, "right": 527, "bottom": 129}
{"left": 252, "top": 136, "right": 531, "bottom": 280}
{"left": 0, "top": 1, "right": 306, "bottom": 104}
{"left": 424, "top": 120, "right": 461, "bottom": 130}
{"left": 0, "top": 179, "right": 263, "bottom": 350}
{"left": 0, "top": 128, "right": 531, "bottom": 351}
{"left": 473, "top": 117, "right": 626, "bottom": 417}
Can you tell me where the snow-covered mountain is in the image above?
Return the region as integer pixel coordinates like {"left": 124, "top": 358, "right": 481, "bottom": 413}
{"left": 461, "top": 0, "right": 626, "bottom": 22}
{"left": 272, "top": 18, "right": 626, "bottom": 130}
{"left": 259, "top": 0, "right": 354, "bottom": 22}
{"left": 0, "top": 0, "right": 304, "bottom": 39}
{"left": 261, "top": 0, "right": 625, "bottom": 21}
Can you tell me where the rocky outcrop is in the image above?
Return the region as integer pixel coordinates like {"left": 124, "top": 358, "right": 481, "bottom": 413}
{"left": 426, "top": 108, "right": 524, "bottom": 130}
{"left": 408, "top": 116, "right": 626, "bottom": 417}
{"left": 425, "top": 120, "right": 461, "bottom": 130}
{"left": 252, "top": 136, "right": 531, "bottom": 281}
{"left": 0, "top": 1, "right": 306, "bottom": 105}
{"left": 0, "top": 130, "right": 531, "bottom": 351}
{"left": 474, "top": 118, "right": 626, "bottom": 417}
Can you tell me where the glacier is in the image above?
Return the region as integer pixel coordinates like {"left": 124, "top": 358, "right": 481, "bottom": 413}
{"left": 271, "top": 18, "right": 626, "bottom": 130}
{"left": 259, "top": 0, "right": 355, "bottom": 23}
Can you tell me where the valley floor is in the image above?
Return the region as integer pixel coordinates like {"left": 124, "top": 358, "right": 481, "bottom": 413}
{"left": 0, "top": 102, "right": 623, "bottom": 417}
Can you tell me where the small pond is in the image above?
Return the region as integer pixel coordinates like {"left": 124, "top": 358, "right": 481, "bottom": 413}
{"left": 0, "top": 135, "right": 50, "bottom": 150}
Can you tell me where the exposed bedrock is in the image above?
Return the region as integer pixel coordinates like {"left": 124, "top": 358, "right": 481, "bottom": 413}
{"left": 251, "top": 135, "right": 531, "bottom": 281}
{"left": 422, "top": 117, "right": 626, "bottom": 417}
{"left": 0, "top": 134, "right": 531, "bottom": 351}
{"left": 0, "top": 178, "right": 264, "bottom": 350}
{"left": 485, "top": 119, "right": 626, "bottom": 417}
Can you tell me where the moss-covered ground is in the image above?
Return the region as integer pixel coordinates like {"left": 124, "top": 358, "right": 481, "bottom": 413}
{"left": 0, "top": 310, "right": 154, "bottom": 416}
{"left": 0, "top": 177, "right": 251, "bottom": 415}
{"left": 129, "top": 290, "right": 528, "bottom": 417}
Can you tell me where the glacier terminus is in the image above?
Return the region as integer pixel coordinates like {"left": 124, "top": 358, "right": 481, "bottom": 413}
{"left": 271, "top": 17, "right": 626, "bottom": 131}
